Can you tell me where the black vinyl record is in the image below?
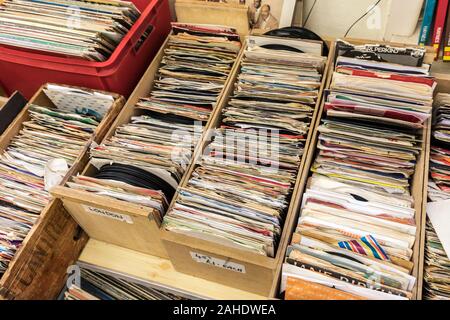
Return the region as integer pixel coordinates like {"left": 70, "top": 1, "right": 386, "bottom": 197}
{"left": 95, "top": 163, "right": 176, "bottom": 201}
{"left": 264, "top": 26, "right": 329, "bottom": 56}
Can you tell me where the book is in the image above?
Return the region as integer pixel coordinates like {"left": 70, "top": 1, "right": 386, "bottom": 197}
{"left": 443, "top": 5, "right": 450, "bottom": 61}
{"left": 431, "top": 0, "right": 449, "bottom": 59}
{"left": 419, "top": 0, "right": 438, "bottom": 46}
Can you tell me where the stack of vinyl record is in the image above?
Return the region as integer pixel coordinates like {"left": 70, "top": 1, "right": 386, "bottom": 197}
{"left": 137, "top": 23, "right": 241, "bottom": 122}
{"left": 282, "top": 40, "right": 435, "bottom": 300}
{"left": 66, "top": 23, "right": 241, "bottom": 219}
{"left": 163, "top": 35, "right": 326, "bottom": 257}
{"left": 423, "top": 219, "right": 450, "bottom": 300}
{"left": 65, "top": 267, "right": 186, "bottom": 300}
{"left": 0, "top": 0, "right": 141, "bottom": 61}
{"left": 0, "top": 85, "right": 117, "bottom": 274}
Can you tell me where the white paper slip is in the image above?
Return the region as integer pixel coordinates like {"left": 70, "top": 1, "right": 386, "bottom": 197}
{"left": 427, "top": 199, "right": 450, "bottom": 259}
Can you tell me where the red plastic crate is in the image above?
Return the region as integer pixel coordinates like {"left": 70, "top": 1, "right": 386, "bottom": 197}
{"left": 0, "top": 0, "right": 171, "bottom": 99}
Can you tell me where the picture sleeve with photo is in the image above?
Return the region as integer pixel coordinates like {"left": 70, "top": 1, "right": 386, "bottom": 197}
{"left": 247, "top": 0, "right": 280, "bottom": 31}
{"left": 206, "top": 0, "right": 294, "bottom": 33}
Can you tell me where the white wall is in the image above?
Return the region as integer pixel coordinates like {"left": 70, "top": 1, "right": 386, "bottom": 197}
{"left": 301, "top": 0, "right": 424, "bottom": 42}
{"left": 168, "top": 0, "right": 425, "bottom": 44}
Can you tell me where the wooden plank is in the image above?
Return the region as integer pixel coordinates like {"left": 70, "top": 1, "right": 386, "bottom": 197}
{"left": 79, "top": 239, "right": 267, "bottom": 300}
{"left": 410, "top": 118, "right": 430, "bottom": 300}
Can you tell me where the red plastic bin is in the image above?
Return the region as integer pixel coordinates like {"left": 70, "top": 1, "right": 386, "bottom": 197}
{"left": 0, "top": 0, "right": 171, "bottom": 99}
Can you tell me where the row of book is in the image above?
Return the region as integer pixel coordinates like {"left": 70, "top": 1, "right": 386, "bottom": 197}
{"left": 419, "top": 0, "right": 450, "bottom": 61}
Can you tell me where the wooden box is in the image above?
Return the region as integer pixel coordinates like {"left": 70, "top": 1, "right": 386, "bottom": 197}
{"left": 160, "top": 38, "right": 333, "bottom": 297}
{"left": 51, "top": 33, "right": 245, "bottom": 260}
{"left": 0, "top": 84, "right": 125, "bottom": 300}
{"left": 273, "top": 39, "right": 435, "bottom": 300}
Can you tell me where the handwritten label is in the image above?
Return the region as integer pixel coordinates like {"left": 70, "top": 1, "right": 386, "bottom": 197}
{"left": 190, "top": 252, "right": 246, "bottom": 273}
{"left": 83, "top": 205, "right": 133, "bottom": 224}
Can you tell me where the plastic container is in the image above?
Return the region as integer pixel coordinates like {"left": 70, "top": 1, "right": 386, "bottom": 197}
{"left": 0, "top": 0, "right": 171, "bottom": 99}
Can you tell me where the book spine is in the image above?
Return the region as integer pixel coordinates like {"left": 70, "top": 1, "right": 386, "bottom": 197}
{"left": 419, "top": 0, "right": 438, "bottom": 46}
{"left": 443, "top": 4, "right": 450, "bottom": 61}
{"left": 431, "top": 0, "right": 450, "bottom": 58}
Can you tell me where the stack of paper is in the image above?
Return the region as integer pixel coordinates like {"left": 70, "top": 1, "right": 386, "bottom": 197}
{"left": 67, "top": 23, "right": 240, "bottom": 220}
{"left": 432, "top": 94, "right": 450, "bottom": 144}
{"left": 0, "top": 84, "right": 117, "bottom": 274}
{"left": 428, "top": 93, "right": 450, "bottom": 201}
{"left": 0, "top": 0, "right": 141, "bottom": 61}
{"left": 429, "top": 145, "right": 450, "bottom": 199}
{"left": 44, "top": 84, "right": 116, "bottom": 121}
{"left": 163, "top": 36, "right": 326, "bottom": 257}
{"left": 282, "top": 40, "right": 436, "bottom": 300}
{"left": 137, "top": 23, "right": 241, "bottom": 122}
{"left": 424, "top": 94, "right": 450, "bottom": 300}
{"left": 65, "top": 267, "right": 185, "bottom": 300}
{"left": 424, "top": 200, "right": 450, "bottom": 300}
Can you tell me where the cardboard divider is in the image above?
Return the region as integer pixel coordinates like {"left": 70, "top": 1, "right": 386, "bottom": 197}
{"left": 0, "top": 84, "right": 125, "bottom": 300}
{"left": 160, "top": 37, "right": 333, "bottom": 297}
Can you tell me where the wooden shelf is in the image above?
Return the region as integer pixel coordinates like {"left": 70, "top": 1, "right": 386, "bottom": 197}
{"left": 78, "top": 239, "right": 268, "bottom": 300}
